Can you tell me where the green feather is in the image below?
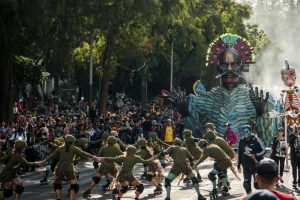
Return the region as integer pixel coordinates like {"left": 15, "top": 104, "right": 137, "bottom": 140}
{"left": 220, "top": 33, "right": 239, "bottom": 47}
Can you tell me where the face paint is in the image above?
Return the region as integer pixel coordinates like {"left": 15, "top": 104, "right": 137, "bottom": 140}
{"left": 243, "top": 127, "right": 252, "bottom": 138}
{"left": 218, "top": 48, "right": 242, "bottom": 89}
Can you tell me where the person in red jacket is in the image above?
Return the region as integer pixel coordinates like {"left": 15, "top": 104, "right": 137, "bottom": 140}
{"left": 242, "top": 158, "right": 296, "bottom": 200}
{"left": 224, "top": 122, "right": 237, "bottom": 146}
{"left": 161, "top": 119, "right": 176, "bottom": 145}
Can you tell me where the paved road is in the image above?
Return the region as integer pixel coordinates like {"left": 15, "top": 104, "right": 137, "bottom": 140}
{"left": 5, "top": 160, "right": 300, "bottom": 200}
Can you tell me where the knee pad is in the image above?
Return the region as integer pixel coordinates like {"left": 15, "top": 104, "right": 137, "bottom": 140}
{"left": 136, "top": 184, "right": 144, "bottom": 193}
{"left": 218, "top": 172, "right": 226, "bottom": 179}
{"left": 208, "top": 172, "right": 216, "bottom": 182}
{"left": 54, "top": 183, "right": 62, "bottom": 190}
{"left": 120, "top": 185, "right": 129, "bottom": 194}
{"left": 15, "top": 184, "right": 24, "bottom": 195}
{"left": 146, "top": 174, "right": 154, "bottom": 182}
{"left": 3, "top": 188, "right": 13, "bottom": 198}
{"left": 217, "top": 172, "right": 224, "bottom": 179}
{"left": 92, "top": 176, "right": 101, "bottom": 184}
{"left": 70, "top": 184, "right": 79, "bottom": 193}
{"left": 191, "top": 176, "right": 199, "bottom": 185}
{"left": 165, "top": 178, "right": 171, "bottom": 188}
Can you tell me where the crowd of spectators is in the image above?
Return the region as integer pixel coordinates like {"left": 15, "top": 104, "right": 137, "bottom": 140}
{"left": 0, "top": 94, "right": 183, "bottom": 172}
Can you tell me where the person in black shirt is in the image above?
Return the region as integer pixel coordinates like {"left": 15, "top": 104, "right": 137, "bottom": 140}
{"left": 248, "top": 117, "right": 257, "bottom": 134}
{"left": 25, "top": 124, "right": 36, "bottom": 172}
{"left": 270, "top": 127, "right": 287, "bottom": 183}
{"left": 89, "top": 105, "right": 97, "bottom": 124}
{"left": 237, "top": 125, "right": 265, "bottom": 194}
{"left": 142, "top": 115, "right": 152, "bottom": 141}
{"left": 288, "top": 125, "right": 300, "bottom": 187}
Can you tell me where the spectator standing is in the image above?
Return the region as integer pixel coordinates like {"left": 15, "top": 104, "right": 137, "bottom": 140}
{"left": 142, "top": 114, "right": 152, "bottom": 141}
{"left": 0, "top": 122, "right": 6, "bottom": 132}
{"left": 9, "top": 127, "right": 27, "bottom": 145}
{"left": 25, "top": 124, "right": 36, "bottom": 172}
{"left": 151, "top": 120, "right": 159, "bottom": 133}
{"left": 270, "top": 127, "right": 287, "bottom": 183}
{"left": 62, "top": 122, "right": 70, "bottom": 136}
{"left": 40, "top": 122, "right": 49, "bottom": 138}
{"left": 89, "top": 104, "right": 97, "bottom": 124}
{"left": 248, "top": 117, "right": 257, "bottom": 133}
{"left": 69, "top": 123, "right": 79, "bottom": 137}
{"left": 288, "top": 125, "right": 300, "bottom": 187}
{"left": 161, "top": 119, "right": 176, "bottom": 145}
{"left": 224, "top": 122, "right": 238, "bottom": 146}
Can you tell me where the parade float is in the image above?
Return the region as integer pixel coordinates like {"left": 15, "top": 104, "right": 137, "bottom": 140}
{"left": 172, "top": 34, "right": 281, "bottom": 145}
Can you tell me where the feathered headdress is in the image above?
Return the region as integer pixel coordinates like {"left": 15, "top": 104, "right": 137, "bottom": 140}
{"left": 206, "top": 33, "right": 255, "bottom": 71}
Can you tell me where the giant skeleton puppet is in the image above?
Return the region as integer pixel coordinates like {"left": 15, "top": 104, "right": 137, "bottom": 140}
{"left": 171, "top": 34, "right": 280, "bottom": 144}
{"left": 279, "top": 60, "right": 300, "bottom": 171}
{"left": 280, "top": 60, "right": 300, "bottom": 124}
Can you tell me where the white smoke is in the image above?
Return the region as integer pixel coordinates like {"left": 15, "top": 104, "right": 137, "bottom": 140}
{"left": 242, "top": 0, "right": 300, "bottom": 98}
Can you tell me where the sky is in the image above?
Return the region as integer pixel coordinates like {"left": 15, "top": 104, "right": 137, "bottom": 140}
{"left": 240, "top": 0, "right": 300, "bottom": 98}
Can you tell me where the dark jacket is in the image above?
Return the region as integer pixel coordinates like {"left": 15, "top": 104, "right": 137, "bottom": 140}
{"left": 271, "top": 136, "right": 287, "bottom": 158}
{"left": 237, "top": 134, "right": 265, "bottom": 169}
{"left": 288, "top": 133, "right": 300, "bottom": 158}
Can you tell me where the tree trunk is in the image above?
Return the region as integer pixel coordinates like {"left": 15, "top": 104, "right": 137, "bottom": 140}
{"left": 54, "top": 75, "right": 59, "bottom": 92}
{"left": 98, "top": 36, "right": 112, "bottom": 115}
{"left": 0, "top": 17, "right": 14, "bottom": 122}
{"left": 140, "top": 63, "right": 149, "bottom": 109}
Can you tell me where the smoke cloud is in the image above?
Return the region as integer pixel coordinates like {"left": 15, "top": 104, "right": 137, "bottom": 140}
{"left": 243, "top": 0, "right": 300, "bottom": 98}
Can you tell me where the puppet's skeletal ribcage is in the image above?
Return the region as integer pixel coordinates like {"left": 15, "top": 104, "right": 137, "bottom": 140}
{"left": 284, "top": 93, "right": 300, "bottom": 111}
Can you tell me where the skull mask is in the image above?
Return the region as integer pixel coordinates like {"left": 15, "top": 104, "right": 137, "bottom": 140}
{"left": 281, "top": 61, "right": 296, "bottom": 88}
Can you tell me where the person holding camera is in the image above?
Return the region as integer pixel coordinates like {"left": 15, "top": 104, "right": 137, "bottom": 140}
{"left": 288, "top": 125, "right": 300, "bottom": 187}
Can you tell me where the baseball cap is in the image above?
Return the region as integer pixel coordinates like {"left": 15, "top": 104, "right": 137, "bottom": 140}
{"left": 246, "top": 189, "right": 279, "bottom": 200}
{"left": 256, "top": 158, "right": 278, "bottom": 180}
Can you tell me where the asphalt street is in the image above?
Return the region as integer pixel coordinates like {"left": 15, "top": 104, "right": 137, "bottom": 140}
{"left": 5, "top": 160, "right": 300, "bottom": 200}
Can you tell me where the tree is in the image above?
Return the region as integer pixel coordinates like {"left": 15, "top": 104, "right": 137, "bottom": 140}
{"left": 0, "top": 0, "right": 49, "bottom": 121}
{"left": 0, "top": 0, "right": 272, "bottom": 122}
{"left": 88, "top": 0, "right": 162, "bottom": 114}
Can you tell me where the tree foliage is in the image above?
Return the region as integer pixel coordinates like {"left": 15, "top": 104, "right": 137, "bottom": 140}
{"left": 0, "top": 0, "right": 269, "bottom": 120}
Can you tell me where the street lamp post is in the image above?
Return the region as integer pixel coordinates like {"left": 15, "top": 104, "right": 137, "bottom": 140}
{"left": 160, "top": 42, "right": 174, "bottom": 93}
{"left": 170, "top": 41, "right": 174, "bottom": 93}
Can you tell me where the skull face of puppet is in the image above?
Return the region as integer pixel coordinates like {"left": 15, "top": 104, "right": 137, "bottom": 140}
{"left": 281, "top": 67, "right": 296, "bottom": 88}
{"left": 217, "top": 48, "right": 242, "bottom": 90}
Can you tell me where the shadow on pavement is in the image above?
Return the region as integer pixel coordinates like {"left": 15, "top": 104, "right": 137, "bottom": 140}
{"left": 275, "top": 184, "right": 295, "bottom": 194}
